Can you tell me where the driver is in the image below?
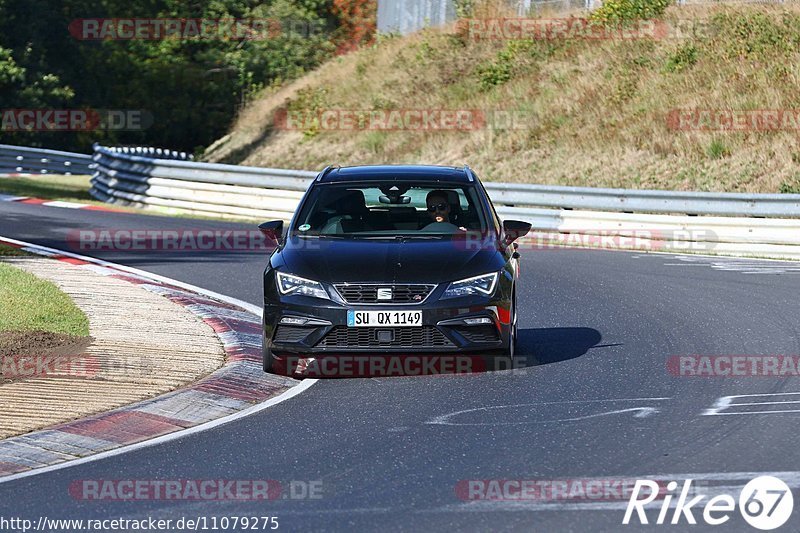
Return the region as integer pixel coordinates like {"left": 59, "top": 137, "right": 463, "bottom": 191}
{"left": 421, "top": 190, "right": 466, "bottom": 232}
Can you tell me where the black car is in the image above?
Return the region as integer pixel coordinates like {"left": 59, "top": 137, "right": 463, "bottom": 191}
{"left": 259, "top": 165, "right": 531, "bottom": 376}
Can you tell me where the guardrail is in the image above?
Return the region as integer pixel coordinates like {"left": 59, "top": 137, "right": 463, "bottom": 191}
{"left": 0, "top": 144, "right": 95, "bottom": 175}
{"left": 81, "top": 143, "right": 800, "bottom": 259}
{"left": 482, "top": 183, "right": 800, "bottom": 218}
{"left": 86, "top": 144, "right": 800, "bottom": 219}
{"left": 2, "top": 143, "right": 800, "bottom": 260}
{"left": 89, "top": 144, "right": 315, "bottom": 220}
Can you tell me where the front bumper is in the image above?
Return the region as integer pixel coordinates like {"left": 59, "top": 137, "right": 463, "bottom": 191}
{"left": 263, "top": 295, "right": 510, "bottom": 356}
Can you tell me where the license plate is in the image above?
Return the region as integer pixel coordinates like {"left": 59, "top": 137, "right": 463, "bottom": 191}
{"left": 347, "top": 310, "right": 422, "bottom": 327}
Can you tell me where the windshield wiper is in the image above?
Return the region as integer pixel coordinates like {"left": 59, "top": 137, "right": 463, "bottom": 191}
{"left": 347, "top": 234, "right": 445, "bottom": 240}
{"left": 292, "top": 234, "right": 347, "bottom": 239}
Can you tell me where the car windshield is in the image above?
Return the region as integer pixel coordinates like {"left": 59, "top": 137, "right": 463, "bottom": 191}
{"left": 292, "top": 182, "right": 489, "bottom": 236}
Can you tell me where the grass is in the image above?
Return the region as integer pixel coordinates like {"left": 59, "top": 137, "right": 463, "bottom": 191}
{"left": 0, "top": 174, "right": 94, "bottom": 202}
{"left": 202, "top": 2, "right": 800, "bottom": 193}
{"left": 0, "top": 244, "right": 31, "bottom": 257}
{"left": 0, "top": 262, "right": 90, "bottom": 336}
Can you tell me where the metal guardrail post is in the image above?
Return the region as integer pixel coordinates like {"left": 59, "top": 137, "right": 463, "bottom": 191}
{"left": 0, "top": 144, "right": 94, "bottom": 175}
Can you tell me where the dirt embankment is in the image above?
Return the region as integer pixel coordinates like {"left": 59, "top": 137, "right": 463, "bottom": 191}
{"left": 0, "top": 332, "right": 93, "bottom": 384}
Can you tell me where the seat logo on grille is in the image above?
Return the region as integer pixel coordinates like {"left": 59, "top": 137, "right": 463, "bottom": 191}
{"left": 377, "top": 288, "right": 392, "bottom": 300}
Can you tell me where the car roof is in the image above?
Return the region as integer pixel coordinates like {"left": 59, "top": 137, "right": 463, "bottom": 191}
{"left": 317, "top": 165, "right": 474, "bottom": 184}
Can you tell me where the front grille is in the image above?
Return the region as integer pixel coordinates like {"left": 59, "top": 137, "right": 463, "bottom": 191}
{"left": 318, "top": 326, "right": 454, "bottom": 348}
{"left": 334, "top": 284, "right": 434, "bottom": 304}
{"left": 452, "top": 325, "right": 500, "bottom": 344}
{"left": 273, "top": 326, "right": 314, "bottom": 343}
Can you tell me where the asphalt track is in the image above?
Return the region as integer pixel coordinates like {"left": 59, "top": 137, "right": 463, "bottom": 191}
{"left": 2, "top": 201, "right": 800, "bottom": 532}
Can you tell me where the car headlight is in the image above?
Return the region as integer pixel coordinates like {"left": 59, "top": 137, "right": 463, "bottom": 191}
{"left": 441, "top": 272, "right": 499, "bottom": 299}
{"left": 276, "top": 272, "right": 330, "bottom": 300}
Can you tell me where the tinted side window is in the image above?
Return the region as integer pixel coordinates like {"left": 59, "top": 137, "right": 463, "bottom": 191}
{"left": 475, "top": 175, "right": 501, "bottom": 235}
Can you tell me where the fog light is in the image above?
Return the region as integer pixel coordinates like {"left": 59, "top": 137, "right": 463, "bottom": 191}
{"left": 280, "top": 316, "right": 308, "bottom": 325}
{"left": 464, "top": 317, "right": 492, "bottom": 325}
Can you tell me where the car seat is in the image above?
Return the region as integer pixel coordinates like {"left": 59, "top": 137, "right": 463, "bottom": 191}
{"left": 320, "top": 190, "right": 369, "bottom": 234}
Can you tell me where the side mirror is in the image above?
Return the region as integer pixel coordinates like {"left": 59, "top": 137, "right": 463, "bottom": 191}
{"left": 502, "top": 219, "right": 532, "bottom": 245}
{"left": 258, "top": 220, "right": 284, "bottom": 249}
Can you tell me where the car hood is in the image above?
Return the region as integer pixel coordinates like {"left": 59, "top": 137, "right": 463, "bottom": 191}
{"left": 277, "top": 236, "right": 502, "bottom": 284}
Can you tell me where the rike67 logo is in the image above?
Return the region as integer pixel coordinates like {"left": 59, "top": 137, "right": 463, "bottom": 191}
{"left": 624, "top": 476, "right": 793, "bottom": 530}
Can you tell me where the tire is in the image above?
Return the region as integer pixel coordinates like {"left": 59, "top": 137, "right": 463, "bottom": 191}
{"left": 483, "top": 293, "right": 516, "bottom": 372}
{"left": 262, "top": 331, "right": 274, "bottom": 373}
{"left": 504, "top": 292, "right": 517, "bottom": 357}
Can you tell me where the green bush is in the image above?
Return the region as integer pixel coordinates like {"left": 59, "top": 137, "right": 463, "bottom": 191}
{"left": 285, "top": 87, "right": 330, "bottom": 139}
{"left": 664, "top": 43, "right": 698, "bottom": 73}
{"left": 0, "top": 0, "right": 349, "bottom": 153}
{"left": 453, "top": 0, "right": 476, "bottom": 18}
{"left": 475, "top": 40, "right": 539, "bottom": 91}
{"left": 779, "top": 176, "right": 800, "bottom": 193}
{"left": 477, "top": 47, "right": 516, "bottom": 90}
{"left": 591, "top": 0, "right": 672, "bottom": 25}
{"left": 710, "top": 11, "right": 800, "bottom": 59}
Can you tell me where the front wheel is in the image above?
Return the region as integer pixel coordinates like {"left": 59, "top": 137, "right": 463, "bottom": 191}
{"left": 482, "top": 296, "right": 516, "bottom": 372}
{"left": 262, "top": 332, "right": 274, "bottom": 373}
{"left": 503, "top": 294, "right": 517, "bottom": 357}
